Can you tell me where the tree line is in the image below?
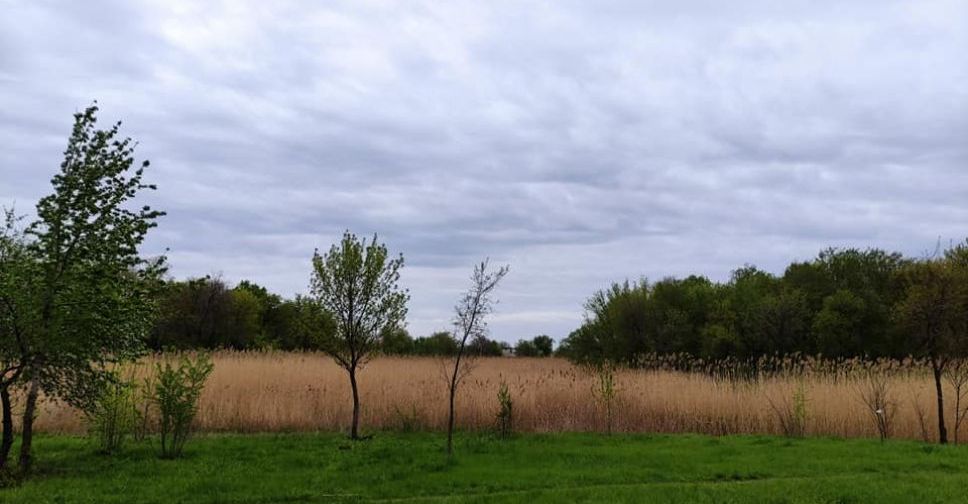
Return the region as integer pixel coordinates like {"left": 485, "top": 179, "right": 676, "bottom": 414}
{"left": 558, "top": 246, "right": 968, "bottom": 366}
{"left": 147, "top": 276, "right": 553, "bottom": 357}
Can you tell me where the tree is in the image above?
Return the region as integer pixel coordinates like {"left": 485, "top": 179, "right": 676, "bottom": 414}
{"left": 0, "top": 210, "right": 34, "bottom": 470}
{"left": 894, "top": 253, "right": 968, "bottom": 444}
{"left": 514, "top": 339, "right": 538, "bottom": 357}
{"left": 380, "top": 327, "right": 414, "bottom": 355}
{"left": 446, "top": 259, "right": 508, "bottom": 455}
{"left": 413, "top": 331, "right": 458, "bottom": 356}
{"left": 5, "top": 105, "right": 166, "bottom": 472}
{"left": 532, "top": 335, "right": 554, "bottom": 356}
{"left": 309, "top": 232, "right": 408, "bottom": 439}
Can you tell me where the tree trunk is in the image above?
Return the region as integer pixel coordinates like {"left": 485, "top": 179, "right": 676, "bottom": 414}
{"left": 933, "top": 362, "right": 948, "bottom": 444}
{"left": 349, "top": 366, "right": 360, "bottom": 440}
{"left": 446, "top": 381, "right": 456, "bottom": 455}
{"left": 19, "top": 381, "right": 39, "bottom": 473}
{"left": 0, "top": 386, "right": 13, "bottom": 470}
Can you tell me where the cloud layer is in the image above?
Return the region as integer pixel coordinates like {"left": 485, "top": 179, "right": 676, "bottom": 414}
{"left": 2, "top": 0, "right": 966, "bottom": 341}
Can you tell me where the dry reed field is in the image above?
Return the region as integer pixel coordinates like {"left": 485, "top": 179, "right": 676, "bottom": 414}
{"left": 31, "top": 352, "right": 965, "bottom": 442}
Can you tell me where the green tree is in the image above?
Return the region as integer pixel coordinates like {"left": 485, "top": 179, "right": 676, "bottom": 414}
{"left": 309, "top": 232, "right": 408, "bottom": 439}
{"left": 380, "top": 326, "right": 414, "bottom": 355}
{"left": 532, "top": 335, "right": 554, "bottom": 356}
{"left": 894, "top": 253, "right": 968, "bottom": 444}
{"left": 5, "top": 105, "right": 166, "bottom": 472}
{"left": 413, "top": 331, "right": 458, "bottom": 356}
{"left": 514, "top": 339, "right": 538, "bottom": 357}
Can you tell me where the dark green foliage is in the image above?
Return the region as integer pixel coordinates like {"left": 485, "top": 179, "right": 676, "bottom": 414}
{"left": 413, "top": 331, "right": 460, "bottom": 356}
{"left": 559, "top": 247, "right": 922, "bottom": 367}
{"left": 515, "top": 335, "right": 554, "bottom": 357}
{"left": 150, "top": 278, "right": 336, "bottom": 351}
{"left": 380, "top": 327, "right": 415, "bottom": 355}
{"left": 150, "top": 354, "right": 214, "bottom": 459}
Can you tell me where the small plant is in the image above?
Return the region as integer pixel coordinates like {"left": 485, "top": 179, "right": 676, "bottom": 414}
{"left": 768, "top": 380, "right": 808, "bottom": 438}
{"left": 392, "top": 404, "right": 423, "bottom": 433}
{"left": 495, "top": 382, "right": 513, "bottom": 439}
{"left": 151, "top": 353, "right": 214, "bottom": 459}
{"left": 858, "top": 371, "right": 895, "bottom": 442}
{"left": 135, "top": 367, "right": 156, "bottom": 442}
{"left": 85, "top": 372, "right": 140, "bottom": 455}
{"left": 594, "top": 362, "right": 617, "bottom": 435}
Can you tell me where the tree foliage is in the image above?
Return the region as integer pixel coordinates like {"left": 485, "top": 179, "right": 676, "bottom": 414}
{"left": 309, "top": 231, "right": 408, "bottom": 439}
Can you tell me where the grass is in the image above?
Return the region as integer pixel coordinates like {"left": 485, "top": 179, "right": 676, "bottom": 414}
{"left": 32, "top": 353, "right": 962, "bottom": 441}
{"left": 4, "top": 432, "right": 968, "bottom": 503}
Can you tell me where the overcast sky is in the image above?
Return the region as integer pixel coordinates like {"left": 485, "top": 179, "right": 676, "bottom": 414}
{"left": 1, "top": 1, "right": 966, "bottom": 342}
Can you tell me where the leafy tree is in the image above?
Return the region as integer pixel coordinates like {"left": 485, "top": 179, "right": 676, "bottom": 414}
{"left": 894, "top": 252, "right": 968, "bottom": 444}
{"left": 467, "top": 336, "right": 503, "bottom": 356}
{"left": 813, "top": 289, "right": 867, "bottom": 357}
{"left": 309, "top": 232, "right": 408, "bottom": 439}
{"left": 3, "top": 105, "right": 166, "bottom": 472}
{"left": 514, "top": 339, "right": 538, "bottom": 357}
{"left": 380, "top": 327, "right": 414, "bottom": 355}
{"left": 532, "top": 335, "right": 554, "bottom": 356}
{"left": 0, "top": 210, "right": 34, "bottom": 470}
{"left": 413, "top": 331, "right": 458, "bottom": 356}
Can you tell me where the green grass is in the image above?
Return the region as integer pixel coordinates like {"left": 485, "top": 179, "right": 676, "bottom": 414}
{"left": 3, "top": 432, "right": 967, "bottom": 503}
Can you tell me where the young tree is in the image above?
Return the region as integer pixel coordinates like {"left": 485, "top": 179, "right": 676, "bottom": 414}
{"left": 446, "top": 259, "right": 508, "bottom": 455}
{"left": 6, "top": 104, "right": 166, "bottom": 471}
{"left": 309, "top": 232, "right": 408, "bottom": 439}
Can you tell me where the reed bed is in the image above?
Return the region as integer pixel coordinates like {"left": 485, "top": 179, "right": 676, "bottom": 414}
{"left": 29, "top": 352, "right": 962, "bottom": 441}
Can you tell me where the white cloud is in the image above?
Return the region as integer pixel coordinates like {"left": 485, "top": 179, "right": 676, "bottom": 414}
{"left": 1, "top": 0, "right": 965, "bottom": 341}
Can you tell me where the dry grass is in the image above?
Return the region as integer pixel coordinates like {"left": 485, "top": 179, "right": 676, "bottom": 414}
{"left": 28, "top": 352, "right": 965, "bottom": 441}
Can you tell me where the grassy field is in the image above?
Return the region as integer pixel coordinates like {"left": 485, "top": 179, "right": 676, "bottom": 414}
{"left": 4, "top": 432, "right": 968, "bottom": 503}
{"left": 33, "top": 353, "right": 962, "bottom": 441}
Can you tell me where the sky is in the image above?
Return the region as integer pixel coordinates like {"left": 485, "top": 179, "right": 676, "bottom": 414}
{"left": 1, "top": 0, "right": 966, "bottom": 343}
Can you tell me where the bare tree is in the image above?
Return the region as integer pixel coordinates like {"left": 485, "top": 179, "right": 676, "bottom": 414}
{"left": 946, "top": 358, "right": 968, "bottom": 444}
{"left": 857, "top": 371, "right": 895, "bottom": 442}
{"left": 309, "top": 232, "right": 408, "bottom": 440}
{"left": 446, "top": 259, "right": 508, "bottom": 455}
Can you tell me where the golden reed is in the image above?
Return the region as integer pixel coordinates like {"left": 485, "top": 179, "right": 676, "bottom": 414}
{"left": 29, "top": 352, "right": 962, "bottom": 441}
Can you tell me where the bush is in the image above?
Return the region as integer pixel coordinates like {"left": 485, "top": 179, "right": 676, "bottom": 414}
{"left": 594, "top": 362, "right": 618, "bottom": 435}
{"left": 495, "top": 382, "right": 513, "bottom": 439}
{"left": 768, "top": 381, "right": 808, "bottom": 438}
{"left": 151, "top": 354, "right": 214, "bottom": 459}
{"left": 85, "top": 373, "right": 140, "bottom": 455}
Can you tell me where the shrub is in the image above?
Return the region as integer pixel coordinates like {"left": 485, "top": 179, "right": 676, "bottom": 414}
{"left": 594, "top": 362, "right": 618, "bottom": 435}
{"left": 495, "top": 382, "right": 513, "bottom": 439}
{"left": 858, "top": 371, "right": 895, "bottom": 442}
{"left": 768, "top": 380, "right": 808, "bottom": 438}
{"left": 151, "top": 353, "right": 214, "bottom": 459}
{"left": 85, "top": 373, "right": 140, "bottom": 455}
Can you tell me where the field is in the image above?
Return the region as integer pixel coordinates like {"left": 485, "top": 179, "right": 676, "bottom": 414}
{"left": 31, "top": 352, "right": 963, "bottom": 442}
{"left": 5, "top": 432, "right": 968, "bottom": 503}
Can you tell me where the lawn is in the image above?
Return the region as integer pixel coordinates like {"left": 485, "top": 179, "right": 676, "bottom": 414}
{"left": 3, "top": 432, "right": 967, "bottom": 503}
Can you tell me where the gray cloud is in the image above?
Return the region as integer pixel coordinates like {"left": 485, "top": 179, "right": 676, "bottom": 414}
{"left": 2, "top": 0, "right": 966, "bottom": 341}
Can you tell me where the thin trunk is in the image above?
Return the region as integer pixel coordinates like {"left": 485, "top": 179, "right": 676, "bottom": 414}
{"left": 447, "top": 340, "right": 467, "bottom": 456}
{"left": 19, "top": 381, "right": 40, "bottom": 473}
{"left": 446, "top": 381, "right": 456, "bottom": 455}
{"left": 933, "top": 362, "right": 948, "bottom": 444}
{"left": 0, "top": 386, "right": 13, "bottom": 470}
{"left": 349, "top": 366, "right": 360, "bottom": 440}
